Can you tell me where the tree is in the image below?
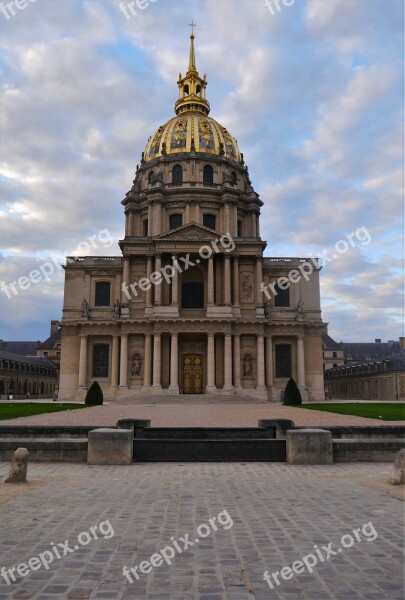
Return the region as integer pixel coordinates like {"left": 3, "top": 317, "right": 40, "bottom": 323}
{"left": 85, "top": 381, "right": 103, "bottom": 405}
{"left": 283, "top": 378, "right": 302, "bottom": 405}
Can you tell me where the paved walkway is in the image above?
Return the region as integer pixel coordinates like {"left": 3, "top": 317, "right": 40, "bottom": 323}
{"left": 0, "top": 462, "right": 403, "bottom": 599}
{"left": 1, "top": 398, "right": 403, "bottom": 428}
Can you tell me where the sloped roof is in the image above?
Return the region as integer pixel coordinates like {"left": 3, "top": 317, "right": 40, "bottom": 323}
{"left": 0, "top": 341, "right": 40, "bottom": 356}
{"left": 322, "top": 333, "right": 342, "bottom": 349}
{"left": 38, "top": 328, "right": 61, "bottom": 350}
{"left": 0, "top": 350, "right": 57, "bottom": 370}
{"left": 342, "top": 341, "right": 401, "bottom": 360}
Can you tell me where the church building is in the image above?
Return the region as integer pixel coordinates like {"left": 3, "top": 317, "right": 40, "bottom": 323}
{"left": 59, "top": 31, "right": 326, "bottom": 402}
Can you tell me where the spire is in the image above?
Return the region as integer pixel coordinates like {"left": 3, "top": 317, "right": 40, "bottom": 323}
{"left": 188, "top": 21, "right": 196, "bottom": 72}
{"left": 175, "top": 25, "right": 210, "bottom": 116}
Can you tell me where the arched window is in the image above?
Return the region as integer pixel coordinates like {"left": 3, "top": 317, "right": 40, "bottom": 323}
{"left": 95, "top": 282, "right": 111, "bottom": 307}
{"left": 182, "top": 282, "right": 204, "bottom": 309}
{"left": 203, "top": 165, "right": 214, "bottom": 185}
{"left": 170, "top": 214, "right": 183, "bottom": 230}
{"left": 143, "top": 219, "right": 149, "bottom": 236}
{"left": 172, "top": 165, "right": 183, "bottom": 184}
{"left": 148, "top": 171, "right": 156, "bottom": 184}
{"left": 203, "top": 214, "right": 216, "bottom": 230}
{"left": 184, "top": 85, "right": 189, "bottom": 96}
{"left": 230, "top": 171, "right": 237, "bottom": 185}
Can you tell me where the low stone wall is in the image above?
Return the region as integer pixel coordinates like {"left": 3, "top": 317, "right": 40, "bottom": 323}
{"left": 0, "top": 438, "right": 88, "bottom": 463}
{"left": 333, "top": 439, "right": 405, "bottom": 462}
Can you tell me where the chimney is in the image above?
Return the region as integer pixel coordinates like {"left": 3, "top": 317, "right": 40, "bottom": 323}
{"left": 400, "top": 337, "right": 405, "bottom": 349}
{"left": 50, "top": 320, "right": 59, "bottom": 336}
{"left": 375, "top": 339, "right": 381, "bottom": 344}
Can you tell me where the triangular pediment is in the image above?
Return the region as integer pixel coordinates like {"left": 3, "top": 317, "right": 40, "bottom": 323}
{"left": 155, "top": 222, "right": 221, "bottom": 242}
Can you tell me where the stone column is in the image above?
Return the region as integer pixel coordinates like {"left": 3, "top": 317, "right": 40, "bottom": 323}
{"left": 224, "top": 254, "right": 231, "bottom": 305}
{"left": 207, "top": 256, "right": 215, "bottom": 305}
{"left": 297, "top": 336, "right": 306, "bottom": 388}
{"left": 224, "top": 203, "right": 230, "bottom": 232}
{"left": 125, "top": 212, "right": 129, "bottom": 236}
{"left": 233, "top": 334, "right": 241, "bottom": 389}
{"left": 233, "top": 255, "right": 240, "bottom": 306}
{"left": 256, "top": 335, "right": 266, "bottom": 390}
{"left": 152, "top": 333, "right": 162, "bottom": 390}
{"left": 266, "top": 335, "right": 273, "bottom": 388}
{"left": 119, "top": 334, "right": 128, "bottom": 388}
{"left": 206, "top": 333, "right": 216, "bottom": 393}
{"left": 121, "top": 258, "right": 130, "bottom": 303}
{"left": 185, "top": 202, "right": 191, "bottom": 223}
{"left": 169, "top": 333, "right": 179, "bottom": 393}
{"left": 146, "top": 255, "right": 153, "bottom": 306}
{"left": 111, "top": 335, "right": 119, "bottom": 387}
{"left": 143, "top": 334, "right": 152, "bottom": 388}
{"left": 194, "top": 202, "right": 200, "bottom": 224}
{"left": 224, "top": 333, "right": 233, "bottom": 392}
{"left": 256, "top": 256, "right": 263, "bottom": 307}
{"left": 129, "top": 211, "right": 135, "bottom": 236}
{"left": 78, "top": 335, "right": 88, "bottom": 388}
{"left": 251, "top": 212, "right": 257, "bottom": 237}
{"left": 171, "top": 254, "right": 178, "bottom": 305}
{"left": 154, "top": 254, "right": 162, "bottom": 305}
{"left": 147, "top": 204, "right": 153, "bottom": 236}
{"left": 155, "top": 201, "right": 162, "bottom": 235}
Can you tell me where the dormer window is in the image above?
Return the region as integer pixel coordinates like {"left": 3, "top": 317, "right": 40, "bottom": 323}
{"left": 148, "top": 171, "right": 156, "bottom": 184}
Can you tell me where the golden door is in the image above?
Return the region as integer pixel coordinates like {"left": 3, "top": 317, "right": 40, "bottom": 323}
{"left": 182, "top": 355, "right": 203, "bottom": 394}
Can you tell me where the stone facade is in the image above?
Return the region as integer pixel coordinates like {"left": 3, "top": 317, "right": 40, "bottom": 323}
{"left": 59, "top": 34, "right": 326, "bottom": 403}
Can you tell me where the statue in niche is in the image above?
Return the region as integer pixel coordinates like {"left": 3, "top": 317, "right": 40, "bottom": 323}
{"left": 81, "top": 299, "right": 89, "bottom": 319}
{"left": 296, "top": 299, "right": 304, "bottom": 320}
{"left": 113, "top": 299, "right": 121, "bottom": 318}
{"left": 131, "top": 354, "right": 142, "bottom": 377}
{"left": 243, "top": 355, "right": 253, "bottom": 378}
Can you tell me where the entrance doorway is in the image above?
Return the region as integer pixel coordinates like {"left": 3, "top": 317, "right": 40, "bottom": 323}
{"left": 182, "top": 354, "right": 203, "bottom": 394}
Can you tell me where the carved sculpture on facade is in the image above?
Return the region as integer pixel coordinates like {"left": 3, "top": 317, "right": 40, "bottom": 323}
{"left": 81, "top": 299, "right": 89, "bottom": 319}
{"left": 243, "top": 354, "right": 253, "bottom": 377}
{"left": 113, "top": 299, "right": 121, "bottom": 318}
{"left": 131, "top": 354, "right": 142, "bottom": 377}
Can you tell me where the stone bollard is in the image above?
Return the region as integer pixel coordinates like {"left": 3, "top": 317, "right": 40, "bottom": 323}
{"left": 389, "top": 449, "right": 405, "bottom": 485}
{"left": 5, "top": 448, "right": 29, "bottom": 483}
{"left": 88, "top": 428, "right": 133, "bottom": 465}
{"left": 286, "top": 429, "right": 333, "bottom": 465}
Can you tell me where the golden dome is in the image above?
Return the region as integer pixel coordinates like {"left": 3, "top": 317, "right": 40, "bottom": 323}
{"left": 144, "top": 113, "right": 241, "bottom": 163}
{"left": 143, "top": 28, "right": 241, "bottom": 164}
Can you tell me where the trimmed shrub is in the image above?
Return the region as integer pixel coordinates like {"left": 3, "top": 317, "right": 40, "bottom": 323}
{"left": 85, "top": 381, "right": 104, "bottom": 405}
{"left": 283, "top": 378, "right": 302, "bottom": 405}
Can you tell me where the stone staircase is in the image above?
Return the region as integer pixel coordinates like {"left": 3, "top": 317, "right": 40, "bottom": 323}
{"left": 118, "top": 393, "right": 269, "bottom": 404}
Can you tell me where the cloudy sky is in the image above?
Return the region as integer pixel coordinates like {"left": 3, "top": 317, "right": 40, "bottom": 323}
{"left": 0, "top": 0, "right": 403, "bottom": 343}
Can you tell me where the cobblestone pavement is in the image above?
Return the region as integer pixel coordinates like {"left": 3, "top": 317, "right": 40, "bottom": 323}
{"left": 0, "top": 462, "right": 403, "bottom": 599}
{"left": 1, "top": 398, "right": 404, "bottom": 428}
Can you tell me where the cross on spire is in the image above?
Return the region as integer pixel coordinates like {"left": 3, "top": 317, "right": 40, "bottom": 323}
{"left": 189, "top": 20, "right": 196, "bottom": 36}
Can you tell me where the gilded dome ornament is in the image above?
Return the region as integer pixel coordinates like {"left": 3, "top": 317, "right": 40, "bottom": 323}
{"left": 143, "top": 30, "right": 241, "bottom": 164}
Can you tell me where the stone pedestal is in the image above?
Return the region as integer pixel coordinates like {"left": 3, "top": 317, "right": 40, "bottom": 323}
{"left": 87, "top": 428, "right": 133, "bottom": 465}
{"left": 286, "top": 429, "right": 333, "bottom": 464}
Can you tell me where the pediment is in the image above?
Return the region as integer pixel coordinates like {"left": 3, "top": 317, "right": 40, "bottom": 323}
{"left": 155, "top": 222, "right": 221, "bottom": 242}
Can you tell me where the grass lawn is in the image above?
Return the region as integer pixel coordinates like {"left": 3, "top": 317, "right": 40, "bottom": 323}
{"left": 0, "top": 403, "right": 88, "bottom": 421}
{"left": 299, "top": 403, "right": 405, "bottom": 421}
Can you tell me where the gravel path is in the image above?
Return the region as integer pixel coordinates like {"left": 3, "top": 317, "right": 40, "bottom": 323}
{"left": 1, "top": 400, "right": 403, "bottom": 427}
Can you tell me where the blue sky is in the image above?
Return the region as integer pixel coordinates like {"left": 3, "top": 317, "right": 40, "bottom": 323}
{"left": 0, "top": 0, "right": 403, "bottom": 342}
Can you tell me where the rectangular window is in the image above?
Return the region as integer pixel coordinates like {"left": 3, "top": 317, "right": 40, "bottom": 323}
{"left": 237, "top": 220, "right": 242, "bottom": 237}
{"left": 170, "top": 214, "right": 183, "bottom": 229}
{"left": 273, "top": 283, "right": 290, "bottom": 307}
{"left": 143, "top": 219, "right": 149, "bottom": 236}
{"left": 333, "top": 351, "right": 337, "bottom": 358}
{"left": 203, "top": 214, "right": 216, "bottom": 230}
{"left": 92, "top": 344, "right": 109, "bottom": 378}
{"left": 95, "top": 282, "right": 111, "bottom": 306}
{"left": 275, "top": 344, "right": 292, "bottom": 378}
